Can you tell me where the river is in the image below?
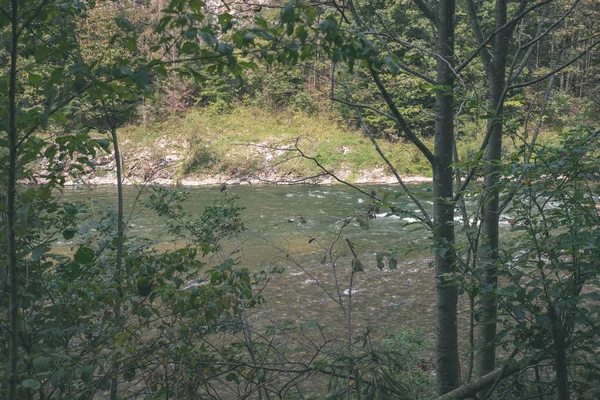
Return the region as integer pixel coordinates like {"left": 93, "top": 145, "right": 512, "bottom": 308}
{"left": 58, "top": 184, "right": 451, "bottom": 338}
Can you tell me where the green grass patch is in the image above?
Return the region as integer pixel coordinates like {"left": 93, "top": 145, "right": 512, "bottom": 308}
{"left": 118, "top": 106, "right": 561, "bottom": 181}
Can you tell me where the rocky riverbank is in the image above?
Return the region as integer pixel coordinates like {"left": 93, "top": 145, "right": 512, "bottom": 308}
{"left": 45, "top": 134, "right": 432, "bottom": 187}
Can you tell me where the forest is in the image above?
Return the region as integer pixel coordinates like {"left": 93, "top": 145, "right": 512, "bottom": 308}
{"left": 1, "top": 0, "right": 600, "bottom": 398}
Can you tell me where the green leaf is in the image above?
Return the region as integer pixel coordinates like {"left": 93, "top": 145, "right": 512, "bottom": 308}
{"left": 28, "top": 74, "right": 43, "bottom": 88}
{"left": 34, "top": 356, "right": 51, "bottom": 373}
{"left": 133, "top": 68, "right": 149, "bottom": 88}
{"left": 181, "top": 41, "right": 199, "bottom": 54}
{"left": 115, "top": 15, "right": 136, "bottom": 32}
{"left": 139, "top": 306, "right": 153, "bottom": 318}
{"left": 384, "top": 56, "right": 400, "bottom": 75}
{"left": 352, "top": 257, "right": 364, "bottom": 272}
{"left": 242, "top": 32, "right": 256, "bottom": 45}
{"left": 62, "top": 229, "right": 76, "bottom": 240}
{"left": 81, "top": 365, "right": 93, "bottom": 383}
{"left": 22, "top": 379, "right": 41, "bottom": 391}
{"left": 332, "top": 50, "right": 341, "bottom": 63}
{"left": 284, "top": 41, "right": 299, "bottom": 52}
{"left": 74, "top": 246, "right": 95, "bottom": 264}
{"left": 281, "top": 3, "right": 295, "bottom": 23}
{"left": 376, "top": 253, "right": 384, "bottom": 270}
{"left": 199, "top": 30, "right": 217, "bottom": 46}
{"left": 218, "top": 13, "right": 233, "bottom": 25}
{"left": 319, "top": 18, "right": 338, "bottom": 38}
{"left": 388, "top": 257, "right": 398, "bottom": 270}
{"left": 217, "top": 43, "right": 233, "bottom": 56}
{"left": 123, "top": 36, "right": 138, "bottom": 52}
{"left": 31, "top": 246, "right": 45, "bottom": 261}
{"left": 295, "top": 25, "right": 307, "bottom": 42}
{"left": 96, "top": 139, "right": 110, "bottom": 152}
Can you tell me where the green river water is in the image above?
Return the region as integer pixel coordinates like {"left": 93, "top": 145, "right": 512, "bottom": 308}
{"left": 58, "top": 183, "right": 483, "bottom": 338}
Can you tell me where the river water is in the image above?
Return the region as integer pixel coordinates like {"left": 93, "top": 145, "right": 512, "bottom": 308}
{"left": 60, "top": 184, "right": 444, "bottom": 338}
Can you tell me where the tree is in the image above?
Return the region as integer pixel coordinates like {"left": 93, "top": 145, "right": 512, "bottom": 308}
{"left": 260, "top": 0, "right": 600, "bottom": 395}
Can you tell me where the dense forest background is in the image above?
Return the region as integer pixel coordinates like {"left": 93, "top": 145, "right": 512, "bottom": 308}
{"left": 1, "top": 0, "right": 600, "bottom": 399}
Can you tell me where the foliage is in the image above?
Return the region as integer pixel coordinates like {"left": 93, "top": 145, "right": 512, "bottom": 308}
{"left": 490, "top": 127, "right": 600, "bottom": 396}
{"left": 312, "top": 330, "right": 435, "bottom": 400}
{"left": 0, "top": 186, "right": 270, "bottom": 398}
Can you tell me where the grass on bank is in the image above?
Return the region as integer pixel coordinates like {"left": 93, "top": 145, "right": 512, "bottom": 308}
{"left": 119, "top": 105, "right": 562, "bottom": 181}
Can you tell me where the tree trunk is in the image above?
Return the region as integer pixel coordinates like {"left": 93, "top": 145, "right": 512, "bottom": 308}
{"left": 551, "top": 309, "right": 570, "bottom": 400}
{"left": 109, "top": 125, "right": 124, "bottom": 400}
{"left": 433, "top": 0, "right": 460, "bottom": 393}
{"left": 7, "top": 0, "right": 19, "bottom": 397}
{"left": 476, "top": 0, "right": 508, "bottom": 391}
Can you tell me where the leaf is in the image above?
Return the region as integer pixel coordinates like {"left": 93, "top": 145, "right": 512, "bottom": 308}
{"left": 284, "top": 41, "right": 299, "bottom": 52}
{"left": 133, "top": 68, "right": 149, "bottom": 88}
{"left": 376, "top": 253, "right": 385, "bottom": 270}
{"left": 295, "top": 25, "right": 307, "bottom": 42}
{"left": 81, "top": 365, "right": 93, "bottom": 383}
{"left": 319, "top": 18, "right": 338, "bottom": 38}
{"left": 22, "top": 379, "right": 41, "bottom": 391}
{"left": 352, "top": 257, "right": 364, "bottom": 272}
{"left": 226, "top": 372, "right": 239, "bottom": 383}
{"left": 218, "top": 13, "right": 233, "bottom": 25}
{"left": 199, "top": 31, "right": 216, "bottom": 46}
{"left": 357, "top": 216, "right": 369, "bottom": 230}
{"left": 28, "top": 74, "right": 43, "bottom": 88}
{"left": 388, "top": 257, "right": 398, "bottom": 270}
{"left": 74, "top": 246, "right": 95, "bottom": 264}
{"left": 62, "top": 229, "right": 76, "bottom": 240}
{"left": 33, "top": 356, "right": 50, "bottom": 373}
{"left": 281, "top": 2, "right": 295, "bottom": 23}
{"left": 242, "top": 32, "right": 256, "bottom": 45}
{"left": 31, "top": 246, "right": 45, "bottom": 261}
{"left": 217, "top": 43, "right": 233, "bottom": 56}
{"left": 384, "top": 56, "right": 400, "bottom": 75}
{"left": 115, "top": 15, "right": 136, "bottom": 32}
{"left": 123, "top": 37, "right": 138, "bottom": 53}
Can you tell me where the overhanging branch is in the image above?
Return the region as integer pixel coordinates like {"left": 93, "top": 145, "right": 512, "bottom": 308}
{"left": 369, "top": 69, "right": 435, "bottom": 165}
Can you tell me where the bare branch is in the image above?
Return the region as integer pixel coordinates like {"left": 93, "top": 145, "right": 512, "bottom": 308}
{"left": 369, "top": 69, "right": 435, "bottom": 164}
{"left": 329, "top": 95, "right": 396, "bottom": 121}
{"left": 438, "top": 351, "right": 547, "bottom": 400}
{"left": 465, "top": 0, "right": 492, "bottom": 72}
{"left": 509, "top": 38, "right": 600, "bottom": 90}
{"left": 412, "top": 0, "right": 437, "bottom": 23}
{"left": 0, "top": 6, "right": 10, "bottom": 19}
{"left": 333, "top": 66, "right": 434, "bottom": 227}
{"left": 457, "top": 0, "right": 553, "bottom": 73}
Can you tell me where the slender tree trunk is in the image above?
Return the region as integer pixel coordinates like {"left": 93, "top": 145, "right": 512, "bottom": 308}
{"left": 109, "top": 125, "right": 124, "bottom": 400}
{"left": 551, "top": 309, "right": 570, "bottom": 400}
{"left": 434, "top": 0, "right": 459, "bottom": 393}
{"left": 7, "top": 0, "right": 19, "bottom": 397}
{"left": 476, "top": 0, "right": 508, "bottom": 390}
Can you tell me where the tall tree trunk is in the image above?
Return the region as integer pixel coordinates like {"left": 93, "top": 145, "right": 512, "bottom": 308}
{"left": 7, "top": 0, "right": 19, "bottom": 397}
{"left": 476, "top": 0, "right": 508, "bottom": 390}
{"left": 109, "top": 125, "right": 124, "bottom": 400}
{"left": 434, "top": 0, "right": 459, "bottom": 393}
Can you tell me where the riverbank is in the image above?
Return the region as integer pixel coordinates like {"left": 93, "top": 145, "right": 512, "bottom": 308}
{"left": 51, "top": 106, "right": 436, "bottom": 186}
{"left": 62, "top": 172, "right": 433, "bottom": 186}
{"left": 35, "top": 105, "right": 560, "bottom": 187}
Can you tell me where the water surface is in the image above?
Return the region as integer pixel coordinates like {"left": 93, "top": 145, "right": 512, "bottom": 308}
{"left": 60, "top": 184, "right": 444, "bottom": 337}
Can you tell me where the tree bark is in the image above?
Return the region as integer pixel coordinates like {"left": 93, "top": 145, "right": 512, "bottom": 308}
{"left": 476, "top": 0, "right": 508, "bottom": 390}
{"left": 437, "top": 351, "right": 546, "bottom": 400}
{"left": 7, "top": 0, "right": 19, "bottom": 397}
{"left": 551, "top": 309, "right": 570, "bottom": 400}
{"left": 109, "top": 125, "right": 124, "bottom": 400}
{"left": 433, "top": 0, "right": 460, "bottom": 393}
